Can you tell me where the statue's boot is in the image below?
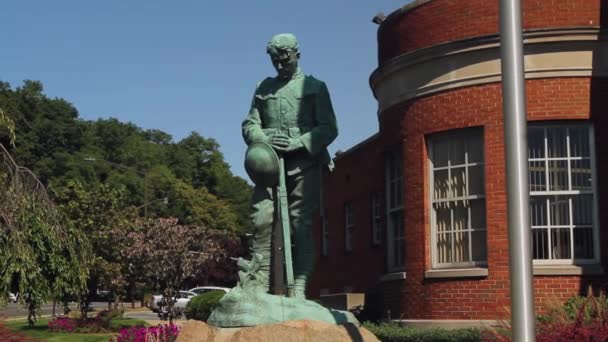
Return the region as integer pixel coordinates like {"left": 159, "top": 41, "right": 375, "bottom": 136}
{"left": 250, "top": 186, "right": 275, "bottom": 292}
{"left": 294, "top": 278, "right": 307, "bottom": 299}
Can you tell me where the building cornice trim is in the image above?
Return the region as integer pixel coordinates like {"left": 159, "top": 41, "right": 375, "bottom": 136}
{"left": 379, "top": 271, "right": 407, "bottom": 283}
{"left": 371, "top": 27, "right": 607, "bottom": 113}
{"left": 424, "top": 268, "right": 489, "bottom": 279}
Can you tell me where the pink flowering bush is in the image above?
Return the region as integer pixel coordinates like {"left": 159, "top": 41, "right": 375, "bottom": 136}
{"left": 47, "top": 317, "right": 78, "bottom": 333}
{"left": 112, "top": 324, "right": 180, "bottom": 342}
{"left": 47, "top": 309, "right": 125, "bottom": 333}
{"left": 483, "top": 291, "right": 608, "bottom": 341}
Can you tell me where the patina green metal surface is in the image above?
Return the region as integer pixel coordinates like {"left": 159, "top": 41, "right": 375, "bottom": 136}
{"left": 241, "top": 32, "right": 337, "bottom": 297}
{"left": 207, "top": 254, "right": 358, "bottom": 327}
{"left": 277, "top": 157, "right": 294, "bottom": 296}
{"left": 208, "top": 33, "right": 351, "bottom": 327}
{"left": 244, "top": 142, "right": 280, "bottom": 187}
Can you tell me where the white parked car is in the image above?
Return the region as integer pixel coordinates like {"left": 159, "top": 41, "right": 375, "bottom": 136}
{"left": 149, "top": 290, "right": 196, "bottom": 313}
{"left": 9, "top": 292, "right": 17, "bottom": 303}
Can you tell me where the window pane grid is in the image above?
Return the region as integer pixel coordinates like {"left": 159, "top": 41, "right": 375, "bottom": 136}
{"left": 528, "top": 125, "right": 596, "bottom": 263}
{"left": 433, "top": 162, "right": 484, "bottom": 170}
{"left": 345, "top": 203, "right": 354, "bottom": 252}
{"left": 371, "top": 194, "right": 382, "bottom": 245}
{"left": 529, "top": 156, "right": 590, "bottom": 161}
{"left": 430, "top": 130, "right": 486, "bottom": 268}
{"left": 432, "top": 195, "right": 485, "bottom": 203}
{"left": 386, "top": 149, "right": 404, "bottom": 270}
{"left": 321, "top": 208, "right": 328, "bottom": 256}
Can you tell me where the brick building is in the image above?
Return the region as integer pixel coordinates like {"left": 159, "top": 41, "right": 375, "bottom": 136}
{"left": 310, "top": 0, "right": 608, "bottom": 322}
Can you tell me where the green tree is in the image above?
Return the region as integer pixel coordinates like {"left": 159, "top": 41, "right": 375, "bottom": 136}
{"left": 52, "top": 181, "right": 135, "bottom": 314}
{"left": 170, "top": 133, "right": 253, "bottom": 232}
{"left": 0, "top": 145, "right": 89, "bottom": 325}
{"left": 0, "top": 108, "right": 15, "bottom": 147}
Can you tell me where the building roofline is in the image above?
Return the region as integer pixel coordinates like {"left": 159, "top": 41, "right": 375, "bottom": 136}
{"left": 378, "top": 0, "right": 435, "bottom": 34}
{"left": 333, "top": 132, "right": 380, "bottom": 161}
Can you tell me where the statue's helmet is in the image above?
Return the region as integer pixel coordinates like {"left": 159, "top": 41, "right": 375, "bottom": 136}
{"left": 244, "top": 142, "right": 280, "bottom": 187}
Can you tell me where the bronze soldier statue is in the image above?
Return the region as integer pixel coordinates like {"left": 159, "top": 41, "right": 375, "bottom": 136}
{"left": 242, "top": 33, "right": 338, "bottom": 299}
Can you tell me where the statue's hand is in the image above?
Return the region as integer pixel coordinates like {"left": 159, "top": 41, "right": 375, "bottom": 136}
{"left": 270, "top": 133, "right": 303, "bottom": 154}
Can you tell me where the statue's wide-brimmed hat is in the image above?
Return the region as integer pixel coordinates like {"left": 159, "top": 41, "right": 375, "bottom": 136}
{"left": 244, "top": 142, "right": 280, "bottom": 187}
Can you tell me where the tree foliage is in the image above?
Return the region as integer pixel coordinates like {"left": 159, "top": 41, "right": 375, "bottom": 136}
{"left": 0, "top": 79, "right": 252, "bottom": 318}
{"left": 0, "top": 108, "right": 15, "bottom": 147}
{"left": 125, "top": 218, "right": 242, "bottom": 322}
{"left": 52, "top": 181, "right": 136, "bottom": 311}
{"left": 0, "top": 145, "right": 89, "bottom": 325}
{"left": 0, "top": 80, "right": 253, "bottom": 233}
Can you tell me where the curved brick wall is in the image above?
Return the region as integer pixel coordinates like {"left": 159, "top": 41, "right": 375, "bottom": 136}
{"left": 378, "top": 0, "right": 603, "bottom": 63}
{"left": 376, "top": 77, "right": 608, "bottom": 319}
{"left": 370, "top": 0, "right": 608, "bottom": 320}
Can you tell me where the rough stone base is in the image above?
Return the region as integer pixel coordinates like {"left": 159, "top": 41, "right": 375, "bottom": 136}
{"left": 176, "top": 319, "right": 380, "bottom": 342}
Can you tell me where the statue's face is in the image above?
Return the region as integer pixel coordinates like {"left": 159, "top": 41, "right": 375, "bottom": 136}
{"left": 270, "top": 49, "right": 298, "bottom": 79}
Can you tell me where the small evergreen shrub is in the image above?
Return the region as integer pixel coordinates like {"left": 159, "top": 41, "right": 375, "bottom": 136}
{"left": 96, "top": 308, "right": 124, "bottom": 329}
{"left": 363, "top": 322, "right": 483, "bottom": 342}
{"left": 184, "top": 290, "right": 225, "bottom": 321}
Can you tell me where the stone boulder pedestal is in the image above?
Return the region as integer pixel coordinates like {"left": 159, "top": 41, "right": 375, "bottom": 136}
{"left": 176, "top": 319, "right": 380, "bottom": 342}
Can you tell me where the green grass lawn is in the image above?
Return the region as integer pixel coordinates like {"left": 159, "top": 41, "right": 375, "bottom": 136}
{"left": 5, "top": 318, "right": 148, "bottom": 342}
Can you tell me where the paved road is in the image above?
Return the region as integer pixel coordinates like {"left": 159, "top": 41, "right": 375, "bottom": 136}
{"left": 0, "top": 302, "right": 143, "bottom": 318}
{"left": 124, "top": 310, "right": 160, "bottom": 321}
{"left": 1, "top": 303, "right": 70, "bottom": 318}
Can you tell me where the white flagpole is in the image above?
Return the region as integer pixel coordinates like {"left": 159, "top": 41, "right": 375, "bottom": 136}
{"left": 499, "top": 0, "right": 536, "bottom": 340}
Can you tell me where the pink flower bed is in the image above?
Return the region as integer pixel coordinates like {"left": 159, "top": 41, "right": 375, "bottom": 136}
{"left": 113, "top": 324, "right": 180, "bottom": 342}
{"left": 47, "top": 317, "right": 78, "bottom": 333}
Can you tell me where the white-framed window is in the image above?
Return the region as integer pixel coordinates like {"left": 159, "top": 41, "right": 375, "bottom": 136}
{"left": 528, "top": 124, "right": 599, "bottom": 264}
{"left": 386, "top": 149, "right": 404, "bottom": 270}
{"left": 429, "top": 129, "right": 487, "bottom": 269}
{"left": 321, "top": 208, "right": 329, "bottom": 257}
{"left": 345, "top": 202, "right": 354, "bottom": 253}
{"left": 371, "top": 193, "right": 382, "bottom": 246}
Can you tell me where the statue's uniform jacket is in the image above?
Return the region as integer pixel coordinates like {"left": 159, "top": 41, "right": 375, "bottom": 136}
{"left": 242, "top": 69, "right": 338, "bottom": 296}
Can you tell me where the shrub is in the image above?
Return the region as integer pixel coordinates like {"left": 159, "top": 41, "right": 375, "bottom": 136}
{"left": 184, "top": 290, "right": 225, "bottom": 321}
{"left": 112, "top": 324, "right": 180, "bottom": 342}
{"left": 142, "top": 293, "right": 154, "bottom": 308}
{"left": 562, "top": 292, "right": 608, "bottom": 323}
{"left": 110, "top": 319, "right": 149, "bottom": 331}
{"left": 48, "top": 316, "right": 108, "bottom": 333}
{"left": 96, "top": 308, "right": 124, "bottom": 329}
{"left": 535, "top": 319, "right": 608, "bottom": 342}
{"left": 47, "top": 309, "right": 130, "bottom": 333}
{"left": 534, "top": 292, "right": 608, "bottom": 342}
{"left": 363, "top": 322, "right": 483, "bottom": 342}
{"left": 48, "top": 317, "right": 78, "bottom": 333}
{"left": 485, "top": 291, "right": 608, "bottom": 341}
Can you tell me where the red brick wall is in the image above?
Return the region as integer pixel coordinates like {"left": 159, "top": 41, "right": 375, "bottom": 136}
{"left": 309, "top": 136, "right": 387, "bottom": 298}
{"left": 313, "top": 0, "right": 608, "bottom": 319}
{"left": 313, "top": 77, "right": 608, "bottom": 319}
{"left": 379, "top": 0, "right": 603, "bottom": 63}
{"left": 373, "top": 77, "right": 608, "bottom": 319}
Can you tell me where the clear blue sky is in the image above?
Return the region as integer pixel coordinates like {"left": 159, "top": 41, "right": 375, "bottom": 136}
{"left": 1, "top": 1, "right": 408, "bottom": 179}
